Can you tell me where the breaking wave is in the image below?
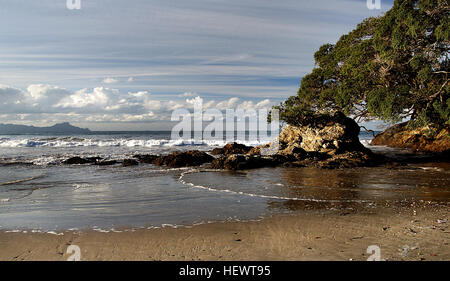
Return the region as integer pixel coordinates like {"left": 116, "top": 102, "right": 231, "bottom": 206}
{"left": 0, "top": 137, "right": 273, "bottom": 148}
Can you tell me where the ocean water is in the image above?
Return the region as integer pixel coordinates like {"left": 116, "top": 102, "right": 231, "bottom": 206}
{"left": 0, "top": 131, "right": 448, "bottom": 232}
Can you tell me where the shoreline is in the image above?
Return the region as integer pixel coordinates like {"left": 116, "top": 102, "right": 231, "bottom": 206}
{"left": 1, "top": 205, "right": 448, "bottom": 261}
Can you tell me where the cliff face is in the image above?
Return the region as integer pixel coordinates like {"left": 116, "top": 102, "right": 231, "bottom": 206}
{"left": 371, "top": 123, "right": 450, "bottom": 154}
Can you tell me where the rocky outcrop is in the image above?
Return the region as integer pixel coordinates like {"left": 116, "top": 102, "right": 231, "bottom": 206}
{"left": 154, "top": 150, "right": 214, "bottom": 168}
{"left": 277, "top": 112, "right": 366, "bottom": 156}
{"left": 210, "top": 112, "right": 380, "bottom": 170}
{"left": 247, "top": 144, "right": 271, "bottom": 155}
{"left": 285, "top": 151, "right": 380, "bottom": 169}
{"left": 273, "top": 112, "right": 377, "bottom": 168}
{"left": 131, "top": 151, "right": 216, "bottom": 167}
{"left": 64, "top": 156, "right": 120, "bottom": 166}
{"left": 133, "top": 154, "right": 158, "bottom": 164}
{"left": 63, "top": 157, "right": 99, "bottom": 165}
{"left": 211, "top": 154, "right": 283, "bottom": 171}
{"left": 64, "top": 151, "right": 215, "bottom": 168}
{"left": 95, "top": 160, "right": 117, "bottom": 166}
{"left": 63, "top": 113, "right": 382, "bottom": 170}
{"left": 371, "top": 122, "right": 450, "bottom": 153}
{"left": 210, "top": 142, "right": 253, "bottom": 155}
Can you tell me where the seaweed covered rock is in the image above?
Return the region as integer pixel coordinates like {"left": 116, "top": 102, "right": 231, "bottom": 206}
{"left": 211, "top": 154, "right": 279, "bottom": 171}
{"left": 210, "top": 142, "right": 254, "bottom": 156}
{"left": 133, "top": 154, "right": 158, "bottom": 164}
{"left": 122, "top": 159, "right": 139, "bottom": 167}
{"left": 63, "top": 157, "right": 97, "bottom": 165}
{"left": 295, "top": 151, "right": 381, "bottom": 169}
{"left": 247, "top": 144, "right": 271, "bottom": 155}
{"left": 95, "top": 160, "right": 118, "bottom": 166}
{"left": 154, "top": 150, "right": 214, "bottom": 168}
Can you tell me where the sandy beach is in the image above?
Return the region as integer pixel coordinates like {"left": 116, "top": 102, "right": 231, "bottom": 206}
{"left": 1, "top": 204, "right": 448, "bottom": 261}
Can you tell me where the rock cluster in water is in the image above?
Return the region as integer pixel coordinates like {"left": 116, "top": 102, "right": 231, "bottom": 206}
{"left": 210, "top": 142, "right": 254, "bottom": 156}
{"left": 152, "top": 151, "right": 214, "bottom": 167}
{"left": 63, "top": 113, "right": 386, "bottom": 170}
{"left": 210, "top": 112, "right": 380, "bottom": 170}
{"left": 64, "top": 151, "right": 214, "bottom": 168}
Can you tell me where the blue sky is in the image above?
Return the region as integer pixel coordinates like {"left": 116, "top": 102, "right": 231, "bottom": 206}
{"left": 0, "top": 0, "right": 392, "bottom": 130}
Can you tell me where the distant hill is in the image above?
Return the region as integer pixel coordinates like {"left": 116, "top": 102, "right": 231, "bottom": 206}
{"left": 0, "top": 122, "right": 91, "bottom": 134}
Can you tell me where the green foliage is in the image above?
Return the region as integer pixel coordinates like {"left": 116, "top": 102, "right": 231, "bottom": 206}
{"left": 273, "top": 0, "right": 449, "bottom": 129}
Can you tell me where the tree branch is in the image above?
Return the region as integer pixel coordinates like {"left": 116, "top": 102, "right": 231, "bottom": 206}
{"left": 359, "top": 126, "right": 376, "bottom": 138}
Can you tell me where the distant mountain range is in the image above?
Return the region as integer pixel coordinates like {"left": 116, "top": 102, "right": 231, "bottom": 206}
{"left": 0, "top": 122, "right": 91, "bottom": 134}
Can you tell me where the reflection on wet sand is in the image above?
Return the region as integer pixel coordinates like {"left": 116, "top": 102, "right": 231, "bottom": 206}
{"left": 267, "top": 163, "right": 450, "bottom": 211}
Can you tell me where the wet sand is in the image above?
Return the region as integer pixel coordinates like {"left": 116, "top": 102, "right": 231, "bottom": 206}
{"left": 1, "top": 205, "right": 448, "bottom": 261}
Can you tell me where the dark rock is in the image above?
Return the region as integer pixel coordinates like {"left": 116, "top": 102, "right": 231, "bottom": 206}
{"left": 247, "top": 144, "right": 271, "bottom": 155}
{"left": 96, "top": 160, "right": 118, "bottom": 166}
{"left": 211, "top": 154, "right": 278, "bottom": 170}
{"left": 134, "top": 154, "right": 158, "bottom": 164}
{"left": 282, "top": 161, "right": 307, "bottom": 168}
{"left": 210, "top": 142, "right": 253, "bottom": 155}
{"left": 122, "top": 159, "right": 139, "bottom": 166}
{"left": 63, "top": 157, "right": 95, "bottom": 165}
{"left": 154, "top": 150, "right": 214, "bottom": 168}
{"left": 210, "top": 148, "right": 224, "bottom": 155}
{"left": 86, "top": 157, "right": 103, "bottom": 163}
{"left": 315, "top": 151, "right": 378, "bottom": 169}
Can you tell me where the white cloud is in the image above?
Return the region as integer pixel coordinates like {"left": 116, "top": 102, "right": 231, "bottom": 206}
{"left": 0, "top": 84, "right": 275, "bottom": 127}
{"left": 186, "top": 96, "right": 203, "bottom": 106}
{"left": 56, "top": 87, "right": 113, "bottom": 109}
{"left": 216, "top": 97, "right": 240, "bottom": 110}
{"left": 102, "top": 77, "right": 118, "bottom": 84}
{"left": 179, "top": 92, "right": 196, "bottom": 97}
{"left": 0, "top": 84, "right": 24, "bottom": 105}
{"left": 255, "top": 99, "right": 272, "bottom": 108}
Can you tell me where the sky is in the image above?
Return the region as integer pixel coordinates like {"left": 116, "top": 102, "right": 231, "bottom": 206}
{"left": 0, "top": 0, "right": 392, "bottom": 130}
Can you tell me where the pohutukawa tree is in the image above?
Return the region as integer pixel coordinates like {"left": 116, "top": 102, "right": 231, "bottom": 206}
{"left": 271, "top": 0, "right": 449, "bottom": 130}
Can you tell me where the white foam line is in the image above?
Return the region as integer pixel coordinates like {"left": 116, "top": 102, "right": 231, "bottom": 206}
{"left": 178, "top": 169, "right": 372, "bottom": 203}
{"left": 4, "top": 229, "right": 64, "bottom": 235}
{"left": 149, "top": 167, "right": 193, "bottom": 172}
{"left": 0, "top": 138, "right": 273, "bottom": 149}
{"left": 418, "top": 167, "right": 444, "bottom": 172}
{"left": 161, "top": 224, "right": 180, "bottom": 228}
{"left": 93, "top": 228, "right": 110, "bottom": 233}
{"left": 46, "top": 231, "right": 64, "bottom": 236}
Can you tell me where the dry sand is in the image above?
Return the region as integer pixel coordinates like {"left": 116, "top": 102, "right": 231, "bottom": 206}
{"left": 0, "top": 206, "right": 448, "bottom": 261}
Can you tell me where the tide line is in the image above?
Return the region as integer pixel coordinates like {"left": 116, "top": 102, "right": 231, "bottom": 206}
{"left": 178, "top": 169, "right": 372, "bottom": 204}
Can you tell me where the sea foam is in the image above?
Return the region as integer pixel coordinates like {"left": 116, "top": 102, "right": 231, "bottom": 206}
{"left": 0, "top": 137, "right": 272, "bottom": 148}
